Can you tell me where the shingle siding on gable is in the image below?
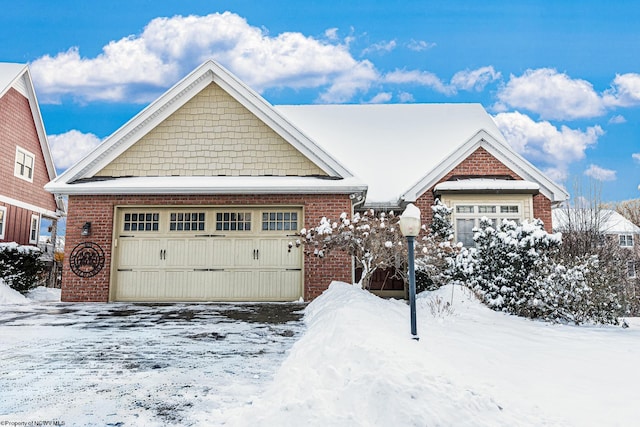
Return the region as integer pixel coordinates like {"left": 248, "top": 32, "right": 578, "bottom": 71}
{"left": 96, "top": 83, "right": 326, "bottom": 178}
{"left": 414, "top": 147, "right": 554, "bottom": 233}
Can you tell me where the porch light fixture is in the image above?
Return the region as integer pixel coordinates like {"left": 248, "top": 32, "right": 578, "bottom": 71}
{"left": 81, "top": 222, "right": 92, "bottom": 237}
{"left": 399, "top": 203, "right": 421, "bottom": 340}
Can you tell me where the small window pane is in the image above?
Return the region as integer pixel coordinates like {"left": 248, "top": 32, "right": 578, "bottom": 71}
{"left": 123, "top": 212, "right": 159, "bottom": 233}
{"left": 478, "top": 206, "right": 496, "bottom": 214}
{"left": 500, "top": 205, "right": 519, "bottom": 214}
{"left": 216, "top": 211, "right": 251, "bottom": 232}
{"left": 456, "top": 206, "right": 474, "bottom": 214}
{"left": 261, "top": 211, "right": 299, "bottom": 231}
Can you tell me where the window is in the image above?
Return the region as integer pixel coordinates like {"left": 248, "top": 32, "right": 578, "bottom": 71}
{"left": 628, "top": 261, "right": 637, "bottom": 279}
{"left": 620, "top": 234, "right": 634, "bottom": 247}
{"left": 453, "top": 203, "right": 522, "bottom": 246}
{"left": 216, "top": 212, "right": 251, "bottom": 231}
{"left": 14, "top": 147, "right": 35, "bottom": 182}
{"left": 262, "top": 211, "right": 298, "bottom": 231}
{"left": 123, "top": 212, "right": 160, "bottom": 232}
{"left": 29, "top": 214, "right": 39, "bottom": 244}
{"left": 169, "top": 212, "right": 205, "bottom": 232}
{"left": 0, "top": 206, "right": 6, "bottom": 239}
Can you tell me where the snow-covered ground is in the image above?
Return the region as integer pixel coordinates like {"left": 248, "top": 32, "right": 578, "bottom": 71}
{"left": 1, "top": 281, "right": 639, "bottom": 426}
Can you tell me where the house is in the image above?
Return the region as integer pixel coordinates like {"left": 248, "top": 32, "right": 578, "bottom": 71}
{"left": 552, "top": 208, "right": 640, "bottom": 279}
{"left": 45, "top": 60, "right": 568, "bottom": 303}
{"left": 0, "top": 63, "right": 64, "bottom": 248}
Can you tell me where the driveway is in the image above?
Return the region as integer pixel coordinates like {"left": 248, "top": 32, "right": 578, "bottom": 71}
{"left": 0, "top": 302, "right": 305, "bottom": 426}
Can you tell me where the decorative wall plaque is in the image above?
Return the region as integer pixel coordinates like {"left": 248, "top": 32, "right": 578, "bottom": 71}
{"left": 69, "top": 242, "right": 105, "bottom": 278}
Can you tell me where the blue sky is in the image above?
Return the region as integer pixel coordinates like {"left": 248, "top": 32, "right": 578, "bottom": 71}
{"left": 3, "top": 0, "right": 639, "bottom": 202}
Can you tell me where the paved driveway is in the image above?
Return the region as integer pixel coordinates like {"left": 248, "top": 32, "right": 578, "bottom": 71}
{"left": 0, "top": 302, "right": 305, "bottom": 426}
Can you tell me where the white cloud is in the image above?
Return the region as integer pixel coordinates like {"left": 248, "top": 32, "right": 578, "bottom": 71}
{"left": 30, "top": 12, "right": 377, "bottom": 104}
{"left": 407, "top": 40, "right": 436, "bottom": 52}
{"left": 495, "top": 68, "right": 606, "bottom": 120}
{"left": 608, "top": 114, "right": 627, "bottom": 124}
{"left": 493, "top": 111, "right": 604, "bottom": 181}
{"left": 632, "top": 153, "right": 640, "bottom": 163}
{"left": 324, "top": 28, "right": 339, "bottom": 41}
{"left": 584, "top": 164, "right": 617, "bottom": 181}
{"left": 361, "top": 40, "right": 397, "bottom": 56}
{"left": 367, "top": 92, "right": 392, "bottom": 104}
{"left": 397, "top": 91, "right": 415, "bottom": 103}
{"left": 48, "top": 130, "right": 102, "bottom": 170}
{"left": 383, "top": 69, "right": 455, "bottom": 95}
{"left": 603, "top": 73, "right": 640, "bottom": 107}
{"left": 451, "top": 66, "right": 501, "bottom": 92}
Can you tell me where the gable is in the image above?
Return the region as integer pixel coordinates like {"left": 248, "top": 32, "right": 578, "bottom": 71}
{"left": 95, "top": 83, "right": 326, "bottom": 178}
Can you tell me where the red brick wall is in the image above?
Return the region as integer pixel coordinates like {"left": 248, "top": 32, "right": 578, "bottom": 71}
{"left": 415, "top": 147, "right": 554, "bottom": 233}
{"left": 62, "top": 193, "right": 353, "bottom": 302}
{"left": 0, "top": 88, "right": 56, "bottom": 213}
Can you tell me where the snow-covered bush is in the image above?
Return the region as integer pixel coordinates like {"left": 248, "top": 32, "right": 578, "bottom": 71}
{"left": 415, "top": 200, "right": 459, "bottom": 292}
{"left": 292, "top": 209, "right": 414, "bottom": 289}
{"left": 0, "top": 242, "right": 45, "bottom": 294}
{"left": 452, "top": 218, "right": 621, "bottom": 324}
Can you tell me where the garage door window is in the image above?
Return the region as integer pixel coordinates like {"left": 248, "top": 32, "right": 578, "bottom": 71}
{"left": 216, "top": 212, "right": 252, "bottom": 231}
{"left": 170, "top": 212, "right": 205, "bottom": 231}
{"left": 123, "top": 213, "right": 160, "bottom": 231}
{"left": 262, "top": 211, "right": 298, "bottom": 231}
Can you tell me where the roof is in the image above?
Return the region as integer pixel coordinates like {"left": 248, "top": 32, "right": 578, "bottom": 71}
{"left": 276, "top": 104, "right": 568, "bottom": 205}
{"left": 46, "top": 60, "right": 363, "bottom": 196}
{"left": 552, "top": 209, "right": 640, "bottom": 234}
{"left": 0, "top": 63, "right": 58, "bottom": 183}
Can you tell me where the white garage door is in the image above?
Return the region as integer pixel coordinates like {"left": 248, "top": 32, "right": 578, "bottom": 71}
{"left": 112, "top": 207, "right": 303, "bottom": 302}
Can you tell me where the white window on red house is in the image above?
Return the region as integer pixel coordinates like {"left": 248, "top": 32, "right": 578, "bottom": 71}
{"left": 453, "top": 204, "right": 522, "bottom": 246}
{"left": 29, "top": 214, "right": 39, "bottom": 244}
{"left": 261, "top": 211, "right": 298, "bottom": 231}
{"left": 0, "top": 206, "right": 6, "bottom": 239}
{"left": 628, "top": 261, "right": 637, "bottom": 279}
{"left": 619, "top": 234, "right": 634, "bottom": 247}
{"left": 216, "top": 212, "right": 252, "bottom": 231}
{"left": 14, "top": 147, "right": 35, "bottom": 182}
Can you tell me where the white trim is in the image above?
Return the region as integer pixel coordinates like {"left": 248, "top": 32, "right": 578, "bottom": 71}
{"left": 14, "top": 146, "right": 35, "bottom": 183}
{"left": 0, "top": 205, "right": 6, "bottom": 239}
{"left": 401, "top": 130, "right": 569, "bottom": 204}
{"left": 29, "top": 213, "right": 39, "bottom": 244}
{"left": 435, "top": 179, "right": 540, "bottom": 192}
{"left": 45, "top": 176, "right": 367, "bottom": 196}
{"left": 0, "top": 195, "right": 60, "bottom": 218}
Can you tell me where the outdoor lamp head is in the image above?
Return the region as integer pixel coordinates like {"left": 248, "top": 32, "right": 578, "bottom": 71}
{"left": 399, "top": 204, "right": 421, "bottom": 237}
{"left": 81, "top": 222, "right": 91, "bottom": 237}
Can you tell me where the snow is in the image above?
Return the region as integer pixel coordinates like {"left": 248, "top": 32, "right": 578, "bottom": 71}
{"left": 553, "top": 208, "right": 640, "bottom": 234}
{"left": 434, "top": 178, "right": 540, "bottom": 192}
{"left": 2, "top": 280, "right": 639, "bottom": 426}
{"left": 0, "top": 280, "right": 27, "bottom": 304}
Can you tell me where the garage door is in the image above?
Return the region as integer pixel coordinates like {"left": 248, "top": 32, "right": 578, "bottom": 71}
{"left": 112, "top": 207, "right": 303, "bottom": 302}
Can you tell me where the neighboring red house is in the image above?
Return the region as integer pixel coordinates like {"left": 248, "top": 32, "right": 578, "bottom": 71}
{"left": 46, "top": 60, "right": 568, "bottom": 303}
{"left": 0, "top": 63, "right": 64, "bottom": 247}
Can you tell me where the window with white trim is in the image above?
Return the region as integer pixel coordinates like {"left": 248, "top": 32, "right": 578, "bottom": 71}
{"left": 453, "top": 204, "right": 522, "bottom": 246}
{"left": 0, "top": 206, "right": 6, "bottom": 240}
{"left": 15, "top": 147, "right": 35, "bottom": 182}
{"left": 619, "top": 234, "right": 634, "bottom": 247}
{"left": 628, "top": 261, "right": 637, "bottom": 279}
{"left": 29, "top": 214, "right": 39, "bottom": 244}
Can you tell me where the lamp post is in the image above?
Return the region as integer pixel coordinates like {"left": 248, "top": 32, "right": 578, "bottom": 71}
{"left": 399, "top": 203, "right": 421, "bottom": 340}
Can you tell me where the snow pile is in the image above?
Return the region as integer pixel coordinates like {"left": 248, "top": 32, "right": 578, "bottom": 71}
{"left": 27, "top": 286, "right": 62, "bottom": 302}
{"left": 228, "top": 282, "right": 551, "bottom": 426}
{"left": 0, "top": 280, "right": 27, "bottom": 304}
{"left": 0, "top": 280, "right": 61, "bottom": 304}
{"left": 226, "top": 282, "right": 640, "bottom": 426}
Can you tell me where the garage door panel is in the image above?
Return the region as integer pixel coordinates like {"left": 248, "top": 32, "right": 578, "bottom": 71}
{"left": 113, "top": 207, "right": 304, "bottom": 302}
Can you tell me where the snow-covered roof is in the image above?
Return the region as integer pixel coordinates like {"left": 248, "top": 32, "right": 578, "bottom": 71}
{"left": 552, "top": 208, "right": 640, "bottom": 234}
{"left": 276, "top": 104, "right": 568, "bottom": 205}
{"left": 47, "top": 60, "right": 360, "bottom": 195}
{"left": 50, "top": 176, "right": 366, "bottom": 195}
{"left": 434, "top": 179, "right": 540, "bottom": 193}
{"left": 0, "top": 63, "right": 59, "bottom": 187}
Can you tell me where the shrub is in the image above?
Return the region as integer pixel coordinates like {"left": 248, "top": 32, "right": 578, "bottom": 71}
{"left": 0, "top": 243, "right": 45, "bottom": 294}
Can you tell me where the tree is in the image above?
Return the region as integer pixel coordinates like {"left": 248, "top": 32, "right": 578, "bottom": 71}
{"left": 291, "top": 209, "right": 418, "bottom": 289}
{"left": 613, "top": 199, "right": 640, "bottom": 228}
